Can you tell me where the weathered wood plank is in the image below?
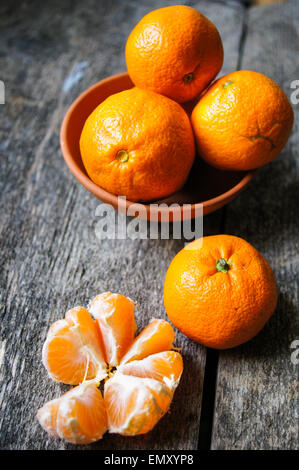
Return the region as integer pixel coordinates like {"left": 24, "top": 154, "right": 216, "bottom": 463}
{"left": 212, "top": 0, "right": 299, "bottom": 450}
{"left": 0, "top": 0, "right": 246, "bottom": 450}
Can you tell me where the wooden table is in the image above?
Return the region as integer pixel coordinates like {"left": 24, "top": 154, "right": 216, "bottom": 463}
{"left": 0, "top": 0, "right": 298, "bottom": 450}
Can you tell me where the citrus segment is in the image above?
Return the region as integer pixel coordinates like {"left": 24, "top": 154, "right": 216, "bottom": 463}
{"left": 117, "top": 351, "right": 183, "bottom": 390}
{"left": 120, "top": 319, "right": 175, "bottom": 365}
{"left": 38, "top": 296, "right": 183, "bottom": 443}
{"left": 42, "top": 307, "right": 106, "bottom": 385}
{"left": 37, "top": 381, "right": 108, "bottom": 444}
{"left": 89, "top": 292, "right": 137, "bottom": 366}
{"left": 104, "top": 373, "right": 173, "bottom": 435}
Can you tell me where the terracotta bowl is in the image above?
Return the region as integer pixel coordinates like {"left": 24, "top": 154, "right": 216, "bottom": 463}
{"left": 60, "top": 72, "right": 256, "bottom": 221}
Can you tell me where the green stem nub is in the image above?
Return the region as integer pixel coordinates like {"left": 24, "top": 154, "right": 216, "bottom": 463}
{"left": 116, "top": 149, "right": 129, "bottom": 162}
{"left": 223, "top": 80, "right": 233, "bottom": 89}
{"left": 216, "top": 258, "right": 231, "bottom": 273}
{"left": 183, "top": 72, "right": 194, "bottom": 83}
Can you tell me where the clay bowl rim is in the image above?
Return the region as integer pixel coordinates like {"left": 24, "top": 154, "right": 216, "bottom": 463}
{"left": 60, "top": 72, "right": 257, "bottom": 221}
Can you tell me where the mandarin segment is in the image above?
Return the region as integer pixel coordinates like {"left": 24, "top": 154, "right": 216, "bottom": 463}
{"left": 191, "top": 70, "right": 294, "bottom": 170}
{"left": 164, "top": 235, "right": 278, "bottom": 349}
{"left": 38, "top": 296, "right": 183, "bottom": 443}
{"left": 120, "top": 319, "right": 175, "bottom": 365}
{"left": 42, "top": 307, "right": 106, "bottom": 385}
{"left": 125, "top": 5, "right": 223, "bottom": 103}
{"left": 89, "top": 292, "right": 137, "bottom": 366}
{"left": 37, "top": 382, "right": 108, "bottom": 444}
{"left": 104, "top": 373, "right": 173, "bottom": 436}
{"left": 57, "top": 382, "right": 108, "bottom": 444}
{"left": 117, "top": 351, "right": 183, "bottom": 391}
{"left": 79, "top": 87, "right": 195, "bottom": 201}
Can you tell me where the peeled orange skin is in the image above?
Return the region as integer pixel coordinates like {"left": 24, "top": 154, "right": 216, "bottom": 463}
{"left": 37, "top": 381, "right": 108, "bottom": 444}
{"left": 80, "top": 87, "right": 195, "bottom": 201}
{"left": 163, "top": 235, "right": 277, "bottom": 349}
{"left": 191, "top": 70, "right": 294, "bottom": 171}
{"left": 125, "top": 5, "right": 223, "bottom": 103}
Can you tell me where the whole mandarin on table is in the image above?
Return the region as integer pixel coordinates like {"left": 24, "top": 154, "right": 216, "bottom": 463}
{"left": 80, "top": 87, "right": 195, "bottom": 201}
{"left": 125, "top": 5, "right": 223, "bottom": 103}
{"left": 163, "top": 235, "right": 277, "bottom": 349}
{"left": 191, "top": 70, "right": 294, "bottom": 170}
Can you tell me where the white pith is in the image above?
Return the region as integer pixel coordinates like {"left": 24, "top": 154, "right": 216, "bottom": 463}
{"left": 38, "top": 406, "right": 56, "bottom": 434}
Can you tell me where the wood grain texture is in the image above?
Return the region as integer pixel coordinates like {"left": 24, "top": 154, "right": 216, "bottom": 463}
{"left": 211, "top": 0, "right": 299, "bottom": 450}
{"left": 0, "top": 0, "right": 246, "bottom": 450}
